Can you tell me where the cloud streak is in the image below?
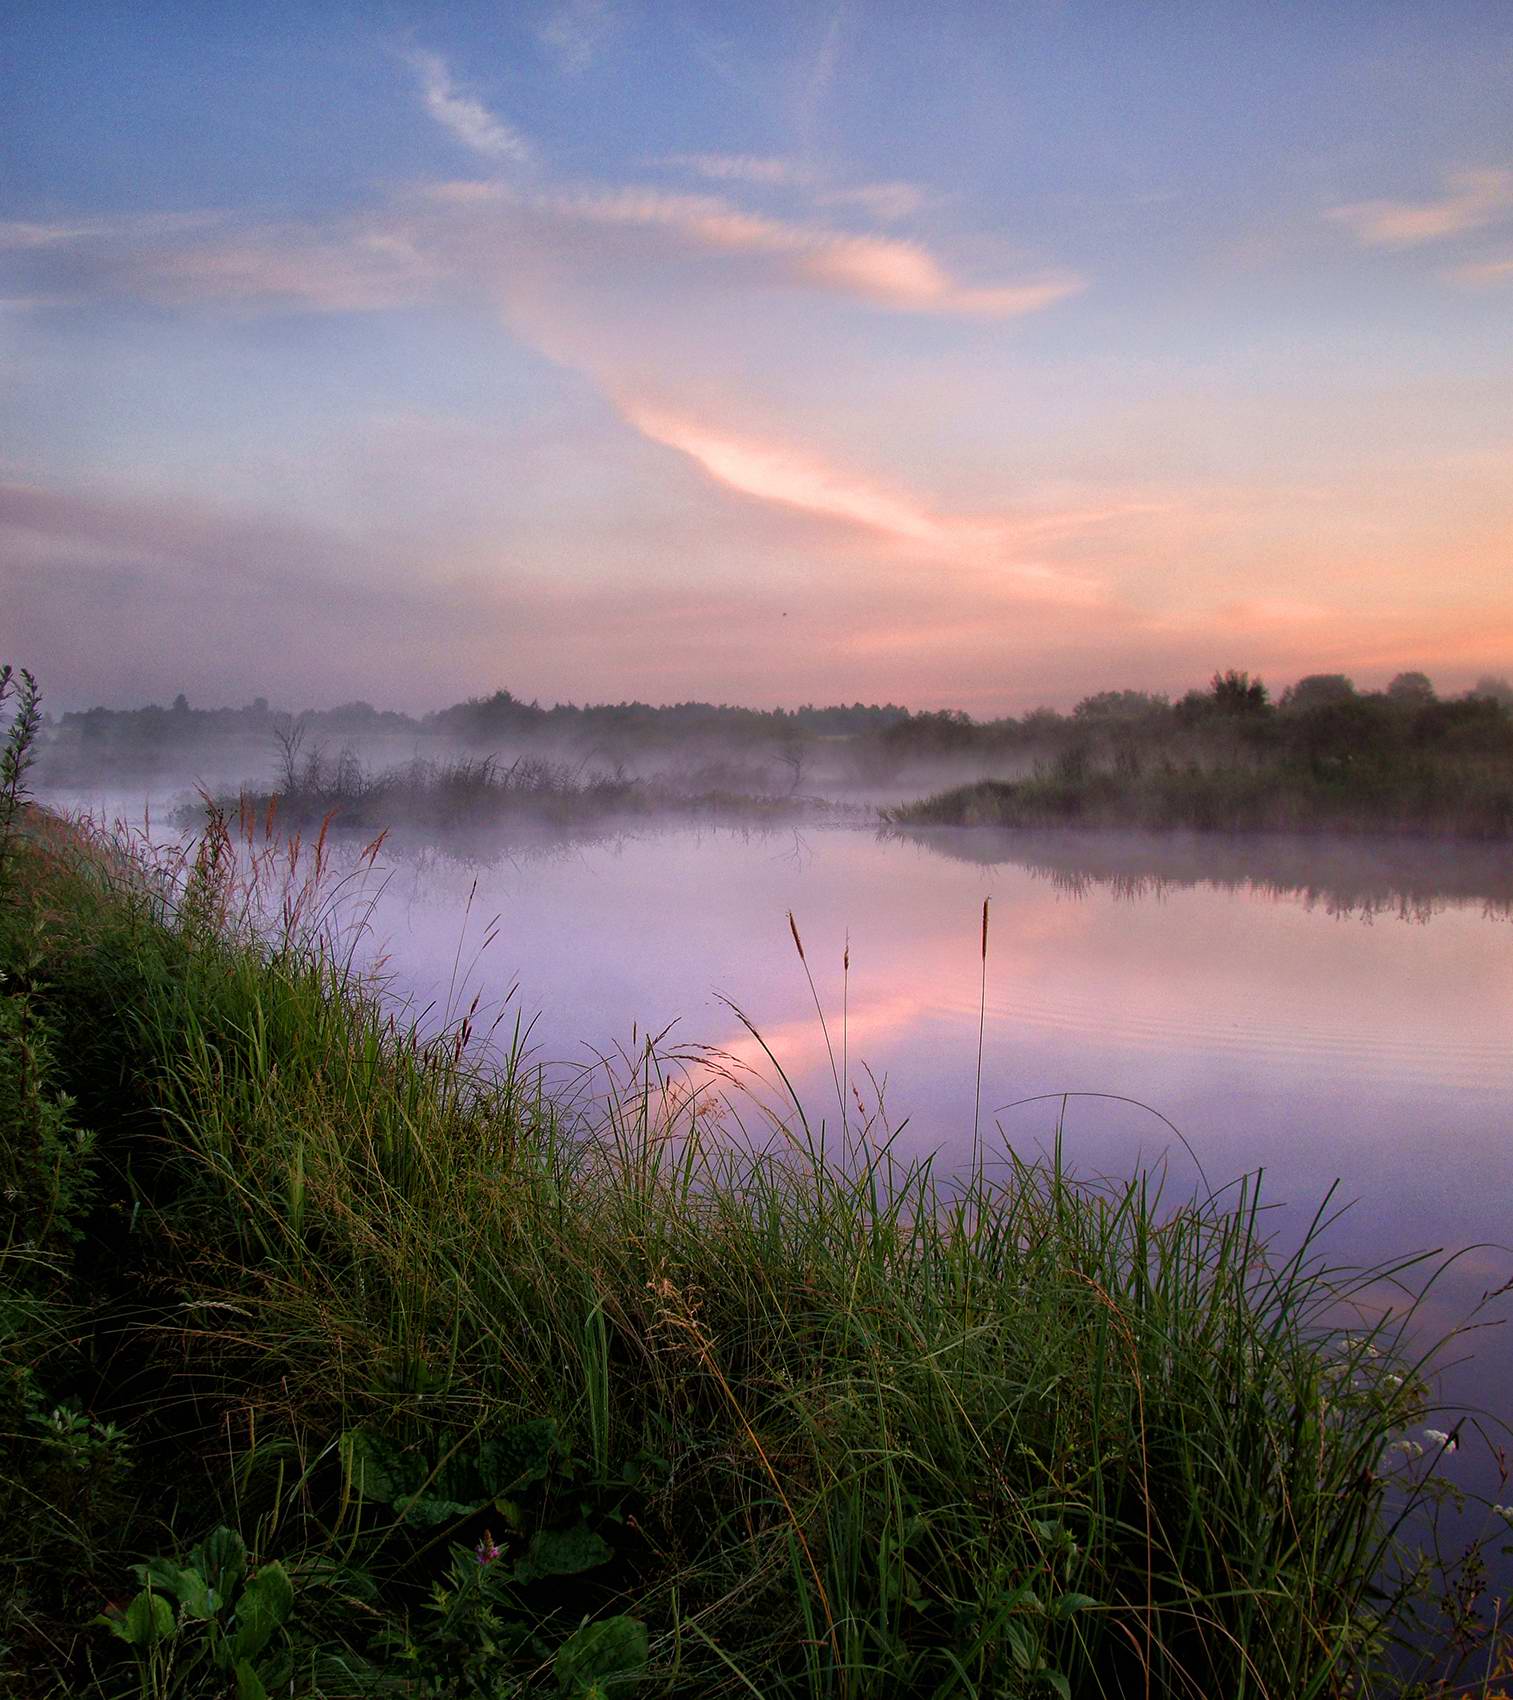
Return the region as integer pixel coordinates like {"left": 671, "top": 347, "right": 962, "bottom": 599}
{"left": 407, "top": 50, "right": 533, "bottom": 164}
{"left": 1447, "top": 254, "right": 1513, "bottom": 287}
{"left": 619, "top": 403, "right": 1109, "bottom": 608}
{"left": 505, "top": 184, "right": 1082, "bottom": 315}
{"left": 1326, "top": 167, "right": 1513, "bottom": 247}
{"left": 6, "top": 179, "right": 1081, "bottom": 322}
{"left": 662, "top": 154, "right": 927, "bottom": 223}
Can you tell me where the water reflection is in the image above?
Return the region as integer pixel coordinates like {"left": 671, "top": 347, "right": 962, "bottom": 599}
{"left": 893, "top": 824, "right": 1513, "bottom": 923}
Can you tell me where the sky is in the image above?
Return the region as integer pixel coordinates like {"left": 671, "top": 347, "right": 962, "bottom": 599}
{"left": 4, "top": 0, "right": 1512, "bottom": 715}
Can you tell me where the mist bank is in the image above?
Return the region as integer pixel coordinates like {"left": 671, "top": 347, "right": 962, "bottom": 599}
{"left": 38, "top": 669, "right": 1513, "bottom": 820}
{"left": 179, "top": 751, "right": 866, "bottom": 850}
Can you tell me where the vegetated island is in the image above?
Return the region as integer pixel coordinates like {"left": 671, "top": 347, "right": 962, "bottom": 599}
{"left": 6, "top": 662, "right": 1513, "bottom": 1697}
{"left": 888, "top": 671, "right": 1513, "bottom": 839}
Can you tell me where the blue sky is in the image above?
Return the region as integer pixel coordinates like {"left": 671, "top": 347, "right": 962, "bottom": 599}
{"left": 5, "top": 1, "right": 1512, "bottom": 710}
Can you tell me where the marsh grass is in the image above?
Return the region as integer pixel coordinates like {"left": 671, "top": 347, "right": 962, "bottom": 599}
{"left": 187, "top": 748, "right": 861, "bottom": 849}
{"left": 3, "top": 792, "right": 1512, "bottom": 1696}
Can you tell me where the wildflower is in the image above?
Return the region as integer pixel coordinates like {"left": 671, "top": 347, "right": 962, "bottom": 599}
{"left": 1492, "top": 1505, "right": 1513, "bottom": 1527}
{"left": 474, "top": 1530, "right": 502, "bottom": 1566}
{"left": 1382, "top": 1439, "right": 1424, "bottom": 1464}
{"left": 1424, "top": 1428, "right": 1458, "bottom": 1452}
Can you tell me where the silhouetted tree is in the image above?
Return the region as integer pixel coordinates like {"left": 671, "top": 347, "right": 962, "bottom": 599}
{"left": 1280, "top": 674, "right": 1356, "bottom": 713}
{"left": 1209, "top": 670, "right": 1269, "bottom": 714}
{"left": 1386, "top": 671, "right": 1435, "bottom": 706}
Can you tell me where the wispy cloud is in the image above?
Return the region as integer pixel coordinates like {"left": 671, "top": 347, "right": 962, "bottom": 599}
{"left": 619, "top": 403, "right": 1107, "bottom": 608}
{"left": 7, "top": 177, "right": 1079, "bottom": 323}
{"left": 663, "top": 155, "right": 927, "bottom": 223}
{"left": 536, "top": 0, "right": 617, "bottom": 72}
{"left": 1326, "top": 167, "right": 1513, "bottom": 247}
{"left": 664, "top": 153, "right": 816, "bottom": 187}
{"left": 1446, "top": 254, "right": 1513, "bottom": 287}
{"left": 528, "top": 184, "right": 1082, "bottom": 314}
{"left": 624, "top": 403, "right": 956, "bottom": 542}
{"left": 407, "top": 49, "right": 532, "bottom": 164}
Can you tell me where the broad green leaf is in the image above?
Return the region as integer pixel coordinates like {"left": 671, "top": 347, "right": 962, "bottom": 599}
{"left": 340, "top": 1428, "right": 425, "bottom": 1507}
{"left": 1006, "top": 1621, "right": 1036, "bottom": 1673}
{"left": 394, "top": 1490, "right": 483, "bottom": 1526}
{"left": 118, "top": 1588, "right": 175, "bottom": 1646}
{"left": 1051, "top": 1592, "right": 1098, "bottom": 1620}
{"left": 129, "top": 1558, "right": 220, "bottom": 1619}
{"left": 194, "top": 1527, "right": 247, "bottom": 1598}
{"left": 555, "top": 1615, "right": 649, "bottom": 1692}
{"left": 514, "top": 1524, "right": 612, "bottom": 1584}
{"left": 1041, "top": 1672, "right": 1072, "bottom": 1700}
{"left": 131, "top": 1557, "right": 187, "bottom": 1597}
{"left": 476, "top": 1417, "right": 556, "bottom": 1496}
{"left": 174, "top": 1566, "right": 217, "bottom": 1621}
{"left": 234, "top": 1658, "right": 269, "bottom": 1700}
{"left": 230, "top": 1563, "right": 294, "bottom": 1660}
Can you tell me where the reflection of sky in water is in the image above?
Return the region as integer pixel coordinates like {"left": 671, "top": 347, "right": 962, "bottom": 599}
{"left": 363, "top": 823, "right": 1512, "bottom": 1525}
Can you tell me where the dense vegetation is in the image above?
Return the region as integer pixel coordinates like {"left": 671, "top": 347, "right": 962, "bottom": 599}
{"left": 5, "top": 666, "right": 1513, "bottom": 1696}
{"left": 890, "top": 672, "right": 1513, "bottom": 838}
{"left": 40, "top": 671, "right": 1513, "bottom": 827}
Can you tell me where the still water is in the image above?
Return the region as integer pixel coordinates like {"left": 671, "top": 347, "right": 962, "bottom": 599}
{"left": 362, "top": 821, "right": 1512, "bottom": 1487}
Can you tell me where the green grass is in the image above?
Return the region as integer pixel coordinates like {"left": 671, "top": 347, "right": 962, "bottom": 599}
{"left": 3, "top": 804, "right": 1511, "bottom": 1698}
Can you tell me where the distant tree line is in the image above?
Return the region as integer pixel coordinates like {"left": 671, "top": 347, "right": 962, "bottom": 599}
{"left": 37, "top": 670, "right": 1513, "bottom": 792}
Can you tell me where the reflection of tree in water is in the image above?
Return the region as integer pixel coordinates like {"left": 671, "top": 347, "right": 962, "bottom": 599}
{"left": 891, "top": 826, "right": 1513, "bottom": 923}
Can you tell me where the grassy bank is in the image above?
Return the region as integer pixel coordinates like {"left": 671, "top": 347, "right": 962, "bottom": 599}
{"left": 4, "top": 800, "right": 1512, "bottom": 1695}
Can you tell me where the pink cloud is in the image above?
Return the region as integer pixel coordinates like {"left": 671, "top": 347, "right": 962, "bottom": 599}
{"left": 8, "top": 174, "right": 1080, "bottom": 324}
{"left": 662, "top": 155, "right": 928, "bottom": 223}
{"left": 526, "top": 185, "right": 1082, "bottom": 316}
{"left": 1326, "top": 167, "right": 1513, "bottom": 247}
{"left": 618, "top": 402, "right": 1111, "bottom": 611}
{"left": 1447, "top": 254, "right": 1513, "bottom": 287}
